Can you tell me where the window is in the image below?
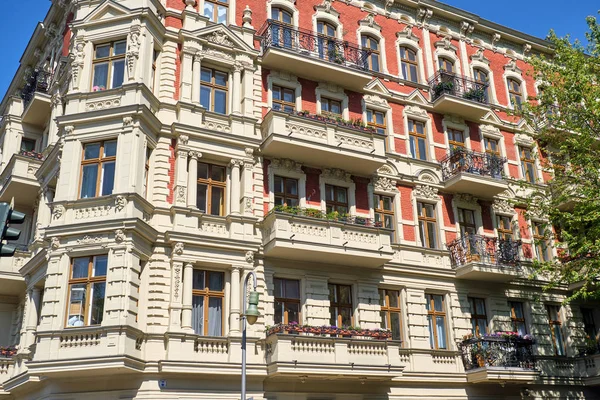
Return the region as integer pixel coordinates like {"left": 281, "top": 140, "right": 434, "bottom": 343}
{"left": 520, "top": 147, "right": 537, "bottom": 183}
{"left": 374, "top": 194, "right": 394, "bottom": 230}
{"left": 274, "top": 278, "right": 300, "bottom": 324}
{"left": 507, "top": 78, "right": 523, "bottom": 109}
{"left": 484, "top": 137, "right": 500, "bottom": 156}
{"left": 362, "top": 35, "right": 380, "bottom": 72}
{"left": 547, "top": 305, "right": 565, "bottom": 356}
{"left": 272, "top": 85, "right": 295, "bottom": 113}
{"left": 144, "top": 147, "right": 151, "bottom": 198}
{"left": 274, "top": 176, "right": 299, "bottom": 207}
{"left": 400, "top": 46, "right": 419, "bottom": 83}
{"left": 367, "top": 109, "right": 386, "bottom": 134}
{"left": 317, "top": 21, "right": 337, "bottom": 61}
{"left": 497, "top": 215, "right": 513, "bottom": 240}
{"left": 271, "top": 7, "right": 293, "bottom": 48}
{"left": 325, "top": 185, "right": 348, "bottom": 214}
{"left": 473, "top": 68, "right": 490, "bottom": 102}
{"left": 438, "top": 57, "right": 454, "bottom": 73}
{"left": 329, "top": 283, "right": 352, "bottom": 327}
{"left": 20, "top": 138, "right": 36, "bottom": 152}
{"left": 457, "top": 208, "right": 477, "bottom": 236}
{"left": 426, "top": 294, "right": 447, "bottom": 349}
{"left": 469, "top": 297, "right": 488, "bottom": 336}
{"left": 581, "top": 308, "right": 598, "bottom": 346}
{"left": 67, "top": 255, "right": 107, "bottom": 327}
{"left": 192, "top": 270, "right": 224, "bottom": 336}
{"left": 321, "top": 97, "right": 342, "bottom": 118}
{"left": 271, "top": 7, "right": 292, "bottom": 24}
{"left": 92, "top": 40, "right": 126, "bottom": 91}
{"left": 408, "top": 119, "right": 428, "bottom": 161}
{"left": 417, "top": 202, "right": 437, "bottom": 249}
{"left": 510, "top": 301, "right": 528, "bottom": 336}
{"left": 532, "top": 221, "right": 551, "bottom": 262}
{"left": 150, "top": 49, "right": 159, "bottom": 92}
{"left": 203, "top": 0, "right": 228, "bottom": 24}
{"left": 447, "top": 128, "right": 465, "bottom": 153}
{"left": 200, "top": 68, "right": 228, "bottom": 114}
{"left": 379, "top": 289, "right": 402, "bottom": 341}
{"left": 80, "top": 140, "right": 117, "bottom": 198}
{"left": 197, "top": 163, "right": 226, "bottom": 216}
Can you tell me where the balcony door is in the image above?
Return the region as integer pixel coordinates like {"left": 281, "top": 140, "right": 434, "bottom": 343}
{"left": 317, "top": 21, "right": 338, "bottom": 62}
{"left": 458, "top": 208, "right": 480, "bottom": 262}
{"left": 271, "top": 8, "right": 293, "bottom": 49}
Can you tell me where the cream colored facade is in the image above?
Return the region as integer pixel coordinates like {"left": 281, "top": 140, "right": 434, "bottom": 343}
{"left": 0, "top": 0, "right": 598, "bottom": 399}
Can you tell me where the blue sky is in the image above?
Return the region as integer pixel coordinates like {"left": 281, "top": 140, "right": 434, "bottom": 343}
{"left": 0, "top": 0, "right": 597, "bottom": 97}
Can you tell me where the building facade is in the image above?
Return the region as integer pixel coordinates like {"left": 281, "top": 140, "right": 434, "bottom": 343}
{"left": 0, "top": 0, "right": 598, "bottom": 399}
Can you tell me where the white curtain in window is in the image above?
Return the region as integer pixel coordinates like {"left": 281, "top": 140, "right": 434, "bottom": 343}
{"left": 192, "top": 296, "right": 204, "bottom": 335}
{"left": 208, "top": 298, "right": 222, "bottom": 336}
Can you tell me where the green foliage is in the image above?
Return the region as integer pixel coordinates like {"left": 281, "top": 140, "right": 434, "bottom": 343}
{"left": 516, "top": 14, "right": 600, "bottom": 302}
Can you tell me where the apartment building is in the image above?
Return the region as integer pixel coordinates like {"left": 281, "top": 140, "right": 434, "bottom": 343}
{"left": 0, "top": 0, "right": 598, "bottom": 399}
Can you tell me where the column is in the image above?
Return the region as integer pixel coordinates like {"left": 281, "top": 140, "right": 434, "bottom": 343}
{"left": 243, "top": 66, "right": 255, "bottom": 117}
{"left": 181, "top": 262, "right": 194, "bottom": 331}
{"left": 180, "top": 49, "right": 194, "bottom": 102}
{"left": 192, "top": 53, "right": 202, "bottom": 105}
{"left": 187, "top": 151, "right": 201, "bottom": 208}
{"left": 422, "top": 27, "right": 435, "bottom": 79}
{"left": 231, "top": 62, "right": 242, "bottom": 115}
{"left": 175, "top": 150, "right": 188, "bottom": 206}
{"left": 241, "top": 157, "right": 254, "bottom": 216}
{"left": 229, "top": 159, "right": 243, "bottom": 215}
{"left": 229, "top": 266, "right": 241, "bottom": 334}
{"left": 24, "top": 287, "right": 41, "bottom": 350}
{"left": 169, "top": 261, "right": 184, "bottom": 330}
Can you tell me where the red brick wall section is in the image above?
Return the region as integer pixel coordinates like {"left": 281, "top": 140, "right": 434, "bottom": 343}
{"left": 394, "top": 137, "right": 407, "bottom": 156}
{"left": 440, "top": 194, "right": 456, "bottom": 244}
{"left": 263, "top": 159, "right": 270, "bottom": 215}
{"left": 300, "top": 79, "right": 318, "bottom": 114}
{"left": 166, "top": 0, "right": 185, "bottom": 11}
{"left": 174, "top": 44, "right": 182, "bottom": 100}
{"left": 62, "top": 13, "right": 73, "bottom": 57}
{"left": 303, "top": 168, "right": 321, "bottom": 206}
{"left": 397, "top": 185, "right": 415, "bottom": 242}
{"left": 468, "top": 121, "right": 482, "bottom": 152}
{"left": 353, "top": 177, "right": 370, "bottom": 214}
{"left": 430, "top": 113, "right": 446, "bottom": 162}
{"left": 167, "top": 139, "right": 176, "bottom": 204}
{"left": 165, "top": 16, "right": 183, "bottom": 29}
{"left": 346, "top": 90, "right": 363, "bottom": 121}
{"left": 481, "top": 201, "right": 494, "bottom": 235}
{"left": 262, "top": 68, "right": 270, "bottom": 117}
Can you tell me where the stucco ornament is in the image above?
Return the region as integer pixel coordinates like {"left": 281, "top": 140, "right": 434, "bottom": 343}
{"left": 242, "top": 6, "right": 253, "bottom": 28}
{"left": 126, "top": 25, "right": 142, "bottom": 80}
{"left": 52, "top": 205, "right": 65, "bottom": 220}
{"left": 69, "top": 38, "right": 86, "bottom": 89}
{"left": 207, "top": 30, "right": 235, "bottom": 47}
{"left": 374, "top": 177, "right": 397, "bottom": 192}
{"left": 114, "top": 229, "right": 126, "bottom": 243}
{"left": 413, "top": 184, "right": 438, "bottom": 200}
{"left": 50, "top": 237, "right": 60, "bottom": 249}
{"left": 492, "top": 199, "right": 515, "bottom": 215}
{"left": 174, "top": 242, "right": 185, "bottom": 255}
{"left": 115, "top": 195, "right": 128, "bottom": 211}
{"left": 245, "top": 251, "right": 255, "bottom": 264}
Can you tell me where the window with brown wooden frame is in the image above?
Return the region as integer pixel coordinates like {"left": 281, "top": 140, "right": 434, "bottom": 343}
{"left": 80, "top": 140, "right": 117, "bottom": 199}
{"left": 361, "top": 35, "right": 380, "bottom": 72}
{"left": 547, "top": 305, "right": 565, "bottom": 356}
{"left": 325, "top": 184, "right": 348, "bottom": 214}
{"left": 374, "top": 194, "right": 395, "bottom": 232}
{"left": 457, "top": 208, "right": 477, "bottom": 236}
{"left": 520, "top": 147, "right": 537, "bottom": 183}
{"left": 274, "top": 278, "right": 301, "bottom": 324}
{"left": 510, "top": 301, "right": 528, "bottom": 336}
{"left": 274, "top": 176, "right": 299, "bottom": 207}
{"left": 447, "top": 128, "right": 466, "bottom": 154}
{"left": 379, "top": 289, "right": 402, "bottom": 340}
{"left": 92, "top": 40, "right": 126, "bottom": 91}
{"left": 66, "top": 255, "right": 108, "bottom": 327}
{"left": 367, "top": 109, "right": 386, "bottom": 134}
{"left": 417, "top": 201, "right": 437, "bottom": 249}
{"left": 196, "top": 163, "right": 226, "bottom": 216}
{"left": 192, "top": 270, "right": 225, "bottom": 336}
{"left": 484, "top": 137, "right": 500, "bottom": 156}
{"left": 272, "top": 85, "right": 296, "bottom": 113}
{"left": 200, "top": 67, "right": 228, "bottom": 114}
{"left": 408, "top": 119, "right": 428, "bottom": 161}
{"left": 473, "top": 68, "right": 490, "bottom": 102}
{"left": 426, "top": 293, "right": 447, "bottom": 349}
{"left": 532, "top": 221, "right": 551, "bottom": 262}
{"left": 321, "top": 97, "right": 342, "bottom": 118}
{"left": 497, "top": 215, "right": 513, "bottom": 240}
{"left": 507, "top": 78, "right": 523, "bottom": 109}
{"left": 400, "top": 46, "right": 419, "bottom": 83}
{"left": 438, "top": 57, "right": 454, "bottom": 73}
{"left": 468, "top": 297, "right": 488, "bottom": 337}
{"left": 329, "top": 283, "right": 352, "bottom": 327}
{"left": 203, "top": 0, "right": 228, "bottom": 24}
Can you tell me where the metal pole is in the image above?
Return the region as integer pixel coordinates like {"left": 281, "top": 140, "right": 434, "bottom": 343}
{"left": 241, "top": 271, "right": 257, "bottom": 400}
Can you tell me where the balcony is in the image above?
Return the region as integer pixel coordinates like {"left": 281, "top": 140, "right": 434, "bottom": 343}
{"left": 265, "top": 325, "right": 403, "bottom": 380}
{"left": 0, "top": 250, "right": 29, "bottom": 296}
{"left": 583, "top": 353, "right": 600, "bottom": 385}
{"left": 262, "top": 208, "right": 394, "bottom": 267}
{"left": 259, "top": 20, "right": 373, "bottom": 90}
{"left": 459, "top": 334, "right": 539, "bottom": 384}
{"left": 440, "top": 149, "right": 507, "bottom": 197}
{"left": 21, "top": 70, "right": 52, "bottom": 127}
{"left": 261, "top": 110, "right": 386, "bottom": 175}
{"left": 0, "top": 151, "right": 43, "bottom": 205}
{"left": 446, "top": 235, "right": 521, "bottom": 282}
{"left": 0, "top": 350, "right": 16, "bottom": 387}
{"left": 429, "top": 71, "right": 490, "bottom": 120}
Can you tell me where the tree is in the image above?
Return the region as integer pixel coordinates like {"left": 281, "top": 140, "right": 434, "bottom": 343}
{"left": 518, "top": 14, "right": 600, "bottom": 302}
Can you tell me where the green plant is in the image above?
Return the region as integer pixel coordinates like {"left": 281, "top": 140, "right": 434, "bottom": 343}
{"left": 463, "top": 87, "right": 486, "bottom": 102}
{"left": 328, "top": 47, "right": 345, "bottom": 64}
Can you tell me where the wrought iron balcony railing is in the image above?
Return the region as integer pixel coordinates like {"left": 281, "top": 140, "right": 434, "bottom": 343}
{"left": 21, "top": 69, "right": 52, "bottom": 107}
{"left": 446, "top": 234, "right": 521, "bottom": 267}
{"left": 273, "top": 206, "right": 383, "bottom": 228}
{"left": 441, "top": 148, "right": 506, "bottom": 181}
{"left": 259, "top": 20, "right": 373, "bottom": 72}
{"left": 429, "top": 71, "right": 490, "bottom": 104}
{"left": 459, "top": 336, "right": 535, "bottom": 371}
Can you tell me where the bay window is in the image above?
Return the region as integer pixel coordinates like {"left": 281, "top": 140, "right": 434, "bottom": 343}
{"left": 192, "top": 270, "right": 225, "bottom": 336}
{"left": 426, "top": 293, "right": 447, "bottom": 349}
{"left": 92, "top": 40, "right": 126, "bottom": 91}
{"left": 200, "top": 67, "right": 228, "bottom": 114}
{"left": 67, "top": 255, "right": 107, "bottom": 327}
{"left": 80, "top": 140, "right": 117, "bottom": 198}
{"left": 197, "top": 163, "right": 226, "bottom": 216}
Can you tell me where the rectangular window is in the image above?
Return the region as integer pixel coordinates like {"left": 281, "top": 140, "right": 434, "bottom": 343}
{"left": 367, "top": 109, "right": 386, "bottom": 134}
{"left": 374, "top": 194, "right": 395, "bottom": 232}
{"left": 20, "top": 138, "right": 36, "bottom": 152}
{"left": 325, "top": 185, "right": 348, "bottom": 214}
{"left": 144, "top": 147, "right": 152, "bottom": 198}
{"left": 200, "top": 67, "right": 228, "bottom": 114}
{"left": 329, "top": 283, "right": 352, "bottom": 327}
{"left": 547, "top": 305, "right": 565, "bottom": 356}
{"left": 468, "top": 297, "right": 488, "bottom": 336}
{"left": 581, "top": 308, "right": 598, "bottom": 345}
{"left": 67, "top": 255, "right": 107, "bottom": 327}
{"left": 150, "top": 49, "right": 159, "bottom": 92}
{"left": 484, "top": 137, "right": 500, "bottom": 156}
{"left": 532, "top": 222, "right": 551, "bottom": 262}
{"left": 321, "top": 97, "right": 342, "bottom": 118}
{"left": 274, "top": 176, "right": 298, "bottom": 207}
{"left": 408, "top": 119, "right": 428, "bottom": 161}
{"left": 192, "top": 270, "right": 225, "bottom": 336}
{"left": 379, "top": 289, "right": 402, "bottom": 341}
{"left": 92, "top": 40, "right": 126, "bottom": 91}
{"left": 197, "top": 163, "right": 226, "bottom": 216}
{"left": 203, "top": 0, "right": 228, "bottom": 24}
{"left": 497, "top": 215, "right": 513, "bottom": 240}
{"left": 520, "top": 147, "right": 537, "bottom": 183}
{"left": 510, "top": 301, "right": 528, "bottom": 336}
{"left": 417, "top": 201, "right": 437, "bottom": 249}
{"left": 458, "top": 208, "right": 477, "bottom": 236}
{"left": 400, "top": 47, "right": 419, "bottom": 83}
{"left": 274, "top": 278, "right": 301, "bottom": 324}
{"left": 426, "top": 293, "right": 447, "bottom": 349}
{"left": 447, "top": 128, "right": 465, "bottom": 153}
{"left": 80, "top": 140, "right": 117, "bottom": 198}
{"left": 272, "top": 85, "right": 295, "bottom": 113}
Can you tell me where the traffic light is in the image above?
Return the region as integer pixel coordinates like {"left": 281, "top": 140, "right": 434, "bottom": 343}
{"left": 0, "top": 202, "right": 26, "bottom": 257}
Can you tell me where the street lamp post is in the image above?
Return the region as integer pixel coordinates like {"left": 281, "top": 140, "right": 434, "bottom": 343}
{"left": 241, "top": 271, "right": 260, "bottom": 400}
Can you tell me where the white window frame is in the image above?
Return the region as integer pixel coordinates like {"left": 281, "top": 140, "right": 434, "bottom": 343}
{"left": 319, "top": 170, "right": 356, "bottom": 215}
{"left": 267, "top": 160, "right": 307, "bottom": 210}
{"left": 267, "top": 71, "right": 302, "bottom": 112}
{"left": 396, "top": 39, "right": 426, "bottom": 85}
{"left": 403, "top": 105, "right": 435, "bottom": 161}
{"left": 357, "top": 26, "right": 388, "bottom": 74}
{"left": 316, "top": 83, "right": 349, "bottom": 120}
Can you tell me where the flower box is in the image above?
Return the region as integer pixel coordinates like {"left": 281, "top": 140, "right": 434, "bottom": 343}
{"left": 266, "top": 323, "right": 392, "bottom": 340}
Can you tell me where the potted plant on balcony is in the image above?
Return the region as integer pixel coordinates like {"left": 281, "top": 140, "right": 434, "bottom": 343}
{"left": 328, "top": 47, "right": 345, "bottom": 64}
{"left": 304, "top": 208, "right": 323, "bottom": 218}
{"left": 463, "top": 87, "right": 486, "bottom": 102}
{"left": 433, "top": 81, "right": 454, "bottom": 99}
{"left": 0, "top": 346, "right": 16, "bottom": 358}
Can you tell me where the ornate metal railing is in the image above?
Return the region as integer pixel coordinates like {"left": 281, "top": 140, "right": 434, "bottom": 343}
{"left": 441, "top": 148, "right": 506, "bottom": 181}
{"left": 429, "top": 71, "right": 490, "bottom": 104}
{"left": 259, "top": 20, "right": 372, "bottom": 72}
{"left": 273, "top": 206, "right": 383, "bottom": 228}
{"left": 459, "top": 336, "right": 535, "bottom": 370}
{"left": 446, "top": 234, "right": 521, "bottom": 267}
{"left": 21, "top": 69, "right": 52, "bottom": 107}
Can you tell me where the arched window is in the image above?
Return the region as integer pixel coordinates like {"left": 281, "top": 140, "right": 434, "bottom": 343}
{"left": 473, "top": 68, "right": 490, "bottom": 102}
{"left": 271, "top": 8, "right": 293, "bottom": 48}
{"left": 361, "top": 35, "right": 380, "bottom": 72}
{"left": 271, "top": 7, "right": 292, "bottom": 24}
{"left": 400, "top": 46, "right": 419, "bottom": 83}
{"left": 438, "top": 57, "right": 454, "bottom": 73}
{"left": 507, "top": 78, "right": 523, "bottom": 109}
{"left": 317, "top": 21, "right": 338, "bottom": 62}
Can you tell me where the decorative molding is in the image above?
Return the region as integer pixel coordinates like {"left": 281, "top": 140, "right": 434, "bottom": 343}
{"left": 77, "top": 235, "right": 103, "bottom": 245}
{"left": 377, "top": 165, "right": 395, "bottom": 175}
{"left": 63, "top": 125, "right": 75, "bottom": 136}
{"left": 206, "top": 30, "right": 235, "bottom": 48}
{"left": 470, "top": 47, "right": 490, "bottom": 65}
{"left": 271, "top": 158, "right": 303, "bottom": 173}
{"left": 176, "top": 186, "right": 187, "bottom": 204}
{"left": 413, "top": 184, "right": 438, "bottom": 200}
{"left": 245, "top": 251, "right": 255, "bottom": 264}
{"left": 459, "top": 21, "right": 474, "bottom": 39}
{"left": 373, "top": 176, "right": 397, "bottom": 192}
{"left": 123, "top": 116, "right": 133, "bottom": 126}
{"left": 364, "top": 94, "right": 388, "bottom": 108}
{"left": 454, "top": 193, "right": 479, "bottom": 206}
{"left": 479, "top": 124, "right": 501, "bottom": 138}
{"left": 115, "top": 195, "right": 128, "bottom": 212}
{"left": 173, "top": 242, "right": 184, "bottom": 255}
{"left": 126, "top": 24, "right": 142, "bottom": 80}
{"left": 52, "top": 205, "right": 65, "bottom": 220}
{"left": 504, "top": 58, "right": 522, "bottom": 74}
{"left": 114, "top": 229, "right": 126, "bottom": 243}
{"left": 404, "top": 105, "right": 428, "bottom": 119}
{"left": 359, "top": 13, "right": 381, "bottom": 30}
{"left": 396, "top": 24, "right": 419, "bottom": 43}
{"left": 492, "top": 199, "right": 515, "bottom": 215}
{"left": 50, "top": 237, "right": 60, "bottom": 249}
{"left": 322, "top": 168, "right": 352, "bottom": 182}
{"left": 69, "top": 37, "right": 86, "bottom": 89}
{"left": 86, "top": 98, "right": 121, "bottom": 111}
{"left": 242, "top": 6, "right": 253, "bottom": 28}
{"left": 491, "top": 33, "right": 501, "bottom": 50}
{"left": 178, "top": 134, "right": 189, "bottom": 146}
